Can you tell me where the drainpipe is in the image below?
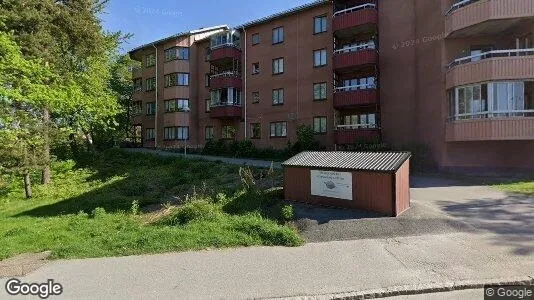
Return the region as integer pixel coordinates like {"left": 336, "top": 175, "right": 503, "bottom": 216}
{"left": 241, "top": 26, "right": 247, "bottom": 139}
{"left": 151, "top": 43, "right": 158, "bottom": 148}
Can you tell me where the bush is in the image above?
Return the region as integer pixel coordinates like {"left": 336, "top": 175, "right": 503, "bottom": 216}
{"left": 230, "top": 214, "right": 302, "bottom": 246}
{"left": 158, "top": 200, "right": 222, "bottom": 226}
{"left": 280, "top": 204, "right": 295, "bottom": 222}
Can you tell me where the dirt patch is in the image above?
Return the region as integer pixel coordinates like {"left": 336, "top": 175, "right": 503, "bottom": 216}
{"left": 0, "top": 251, "right": 51, "bottom": 278}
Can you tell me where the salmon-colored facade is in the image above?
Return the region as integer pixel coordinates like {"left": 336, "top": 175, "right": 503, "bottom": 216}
{"left": 129, "top": 0, "right": 534, "bottom": 172}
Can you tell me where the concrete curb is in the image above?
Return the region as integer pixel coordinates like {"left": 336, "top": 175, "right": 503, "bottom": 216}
{"left": 271, "top": 276, "right": 534, "bottom": 299}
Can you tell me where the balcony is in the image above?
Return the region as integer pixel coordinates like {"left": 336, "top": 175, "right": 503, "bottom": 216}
{"left": 333, "top": 45, "right": 378, "bottom": 73}
{"left": 333, "top": 3, "right": 378, "bottom": 39}
{"left": 446, "top": 49, "right": 534, "bottom": 88}
{"left": 334, "top": 86, "right": 378, "bottom": 109}
{"left": 210, "top": 104, "right": 242, "bottom": 119}
{"left": 445, "top": 0, "right": 534, "bottom": 38}
{"left": 210, "top": 72, "right": 242, "bottom": 90}
{"left": 446, "top": 116, "right": 534, "bottom": 141}
{"left": 335, "top": 127, "right": 380, "bottom": 144}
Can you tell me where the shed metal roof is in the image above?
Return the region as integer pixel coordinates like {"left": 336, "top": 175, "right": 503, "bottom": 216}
{"left": 282, "top": 152, "right": 411, "bottom": 172}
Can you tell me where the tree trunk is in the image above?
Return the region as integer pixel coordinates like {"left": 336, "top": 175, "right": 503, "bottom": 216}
{"left": 41, "top": 107, "right": 51, "bottom": 184}
{"left": 23, "top": 171, "right": 32, "bottom": 199}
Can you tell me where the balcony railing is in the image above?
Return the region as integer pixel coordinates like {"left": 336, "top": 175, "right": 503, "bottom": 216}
{"left": 334, "top": 127, "right": 380, "bottom": 144}
{"left": 335, "top": 83, "right": 376, "bottom": 92}
{"left": 210, "top": 42, "right": 240, "bottom": 51}
{"left": 448, "top": 110, "right": 534, "bottom": 121}
{"left": 334, "top": 42, "right": 376, "bottom": 55}
{"left": 445, "top": 0, "right": 481, "bottom": 15}
{"left": 210, "top": 71, "right": 240, "bottom": 79}
{"left": 448, "top": 48, "right": 534, "bottom": 69}
{"left": 446, "top": 116, "right": 534, "bottom": 141}
{"left": 209, "top": 103, "right": 242, "bottom": 119}
{"left": 334, "top": 3, "right": 376, "bottom": 17}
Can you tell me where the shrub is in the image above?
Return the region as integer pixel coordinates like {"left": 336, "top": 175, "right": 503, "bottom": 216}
{"left": 231, "top": 214, "right": 302, "bottom": 246}
{"left": 291, "top": 125, "right": 321, "bottom": 153}
{"left": 158, "top": 200, "right": 222, "bottom": 226}
{"left": 280, "top": 204, "right": 295, "bottom": 221}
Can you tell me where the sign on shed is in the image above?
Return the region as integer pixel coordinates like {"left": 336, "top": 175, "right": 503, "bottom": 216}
{"left": 282, "top": 151, "right": 411, "bottom": 217}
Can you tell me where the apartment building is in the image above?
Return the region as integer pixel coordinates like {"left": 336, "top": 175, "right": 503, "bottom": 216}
{"left": 129, "top": 0, "right": 534, "bottom": 171}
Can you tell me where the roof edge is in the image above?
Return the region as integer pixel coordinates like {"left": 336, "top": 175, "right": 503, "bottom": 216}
{"left": 128, "top": 24, "right": 229, "bottom": 54}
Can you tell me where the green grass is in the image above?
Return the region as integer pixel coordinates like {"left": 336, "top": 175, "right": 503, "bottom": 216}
{"left": 0, "top": 149, "right": 302, "bottom": 260}
{"left": 495, "top": 181, "right": 534, "bottom": 195}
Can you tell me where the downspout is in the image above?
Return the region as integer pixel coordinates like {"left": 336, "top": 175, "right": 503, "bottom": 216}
{"left": 241, "top": 26, "right": 247, "bottom": 139}
{"left": 151, "top": 43, "right": 158, "bottom": 148}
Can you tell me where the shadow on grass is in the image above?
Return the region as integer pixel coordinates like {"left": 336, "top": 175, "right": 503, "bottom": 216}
{"left": 15, "top": 149, "right": 242, "bottom": 218}
{"left": 439, "top": 195, "right": 534, "bottom": 256}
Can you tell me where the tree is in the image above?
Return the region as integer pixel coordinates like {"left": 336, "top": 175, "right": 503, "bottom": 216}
{"left": 0, "top": 32, "right": 65, "bottom": 198}
{"left": 0, "top": 0, "right": 121, "bottom": 184}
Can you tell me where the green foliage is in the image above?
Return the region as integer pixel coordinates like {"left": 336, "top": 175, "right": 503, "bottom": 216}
{"left": 280, "top": 205, "right": 295, "bottom": 222}
{"left": 495, "top": 181, "right": 534, "bottom": 195}
{"left": 292, "top": 125, "right": 321, "bottom": 152}
{"left": 0, "top": 150, "right": 302, "bottom": 259}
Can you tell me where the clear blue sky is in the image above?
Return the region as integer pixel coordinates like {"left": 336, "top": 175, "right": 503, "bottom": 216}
{"left": 101, "top": 0, "right": 316, "bottom": 53}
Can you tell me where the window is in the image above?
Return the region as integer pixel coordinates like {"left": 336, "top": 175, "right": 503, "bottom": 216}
{"left": 313, "top": 117, "right": 327, "bottom": 134}
{"left": 211, "top": 88, "right": 242, "bottom": 106}
{"left": 252, "top": 92, "right": 260, "bottom": 104}
{"left": 314, "top": 15, "right": 327, "bottom": 34}
{"left": 250, "top": 123, "right": 261, "bottom": 139}
{"left": 313, "top": 83, "right": 327, "bottom": 100}
{"left": 164, "top": 73, "right": 189, "bottom": 87}
{"left": 145, "top": 77, "right": 156, "bottom": 91}
{"left": 145, "top": 54, "right": 156, "bottom": 67}
{"left": 272, "top": 27, "right": 284, "bottom": 44}
{"left": 132, "top": 101, "right": 142, "bottom": 115}
{"left": 205, "top": 126, "right": 214, "bottom": 140}
{"left": 313, "top": 49, "right": 327, "bottom": 67}
{"left": 146, "top": 102, "right": 156, "bottom": 115}
{"left": 272, "top": 89, "right": 284, "bottom": 105}
{"left": 341, "top": 77, "right": 376, "bottom": 91}
{"left": 341, "top": 114, "right": 377, "bottom": 129}
{"left": 449, "top": 82, "right": 530, "bottom": 120}
{"left": 133, "top": 78, "right": 142, "bottom": 92}
{"left": 252, "top": 62, "right": 260, "bottom": 75}
{"left": 164, "top": 47, "right": 189, "bottom": 61}
{"left": 164, "top": 99, "right": 189, "bottom": 113}
{"left": 145, "top": 128, "right": 155, "bottom": 140}
{"left": 205, "top": 73, "right": 210, "bottom": 87}
{"left": 164, "top": 126, "right": 189, "bottom": 140}
{"left": 222, "top": 125, "right": 235, "bottom": 139}
{"left": 272, "top": 58, "right": 284, "bottom": 74}
{"left": 205, "top": 47, "right": 211, "bottom": 62}
{"left": 270, "top": 122, "right": 287, "bottom": 138}
{"left": 252, "top": 33, "right": 260, "bottom": 45}
{"left": 205, "top": 99, "right": 211, "bottom": 112}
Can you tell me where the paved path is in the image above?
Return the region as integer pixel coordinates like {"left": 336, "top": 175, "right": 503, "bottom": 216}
{"left": 1, "top": 176, "right": 533, "bottom": 299}
{"left": 124, "top": 148, "right": 282, "bottom": 169}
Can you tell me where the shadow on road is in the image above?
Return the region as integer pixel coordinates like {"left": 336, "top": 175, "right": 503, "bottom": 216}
{"left": 439, "top": 195, "right": 534, "bottom": 256}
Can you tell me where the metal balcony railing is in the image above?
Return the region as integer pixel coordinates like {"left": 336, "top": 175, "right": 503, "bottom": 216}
{"left": 210, "top": 42, "right": 240, "bottom": 51}
{"left": 445, "top": 0, "right": 482, "bottom": 15}
{"left": 447, "top": 48, "right": 534, "bottom": 68}
{"left": 447, "top": 109, "right": 534, "bottom": 121}
{"left": 334, "top": 3, "right": 377, "bottom": 17}
{"left": 334, "top": 42, "right": 376, "bottom": 55}
{"left": 336, "top": 124, "right": 379, "bottom": 130}
{"left": 210, "top": 71, "right": 240, "bottom": 79}
{"left": 334, "top": 83, "right": 377, "bottom": 92}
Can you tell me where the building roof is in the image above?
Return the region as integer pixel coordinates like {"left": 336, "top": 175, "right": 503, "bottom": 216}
{"left": 282, "top": 151, "right": 412, "bottom": 172}
{"left": 236, "top": 0, "right": 329, "bottom": 29}
{"left": 128, "top": 25, "right": 229, "bottom": 54}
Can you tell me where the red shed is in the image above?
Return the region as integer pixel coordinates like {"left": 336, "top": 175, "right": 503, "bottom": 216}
{"left": 282, "top": 151, "right": 411, "bottom": 217}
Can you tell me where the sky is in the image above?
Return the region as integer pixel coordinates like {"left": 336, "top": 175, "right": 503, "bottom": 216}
{"left": 101, "top": 0, "right": 316, "bottom": 53}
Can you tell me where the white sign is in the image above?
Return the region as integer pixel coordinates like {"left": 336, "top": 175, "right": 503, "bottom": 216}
{"left": 310, "top": 170, "right": 353, "bottom": 200}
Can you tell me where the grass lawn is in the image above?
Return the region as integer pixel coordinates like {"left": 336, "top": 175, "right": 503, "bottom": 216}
{"left": 0, "top": 149, "right": 302, "bottom": 260}
{"left": 494, "top": 181, "right": 534, "bottom": 195}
